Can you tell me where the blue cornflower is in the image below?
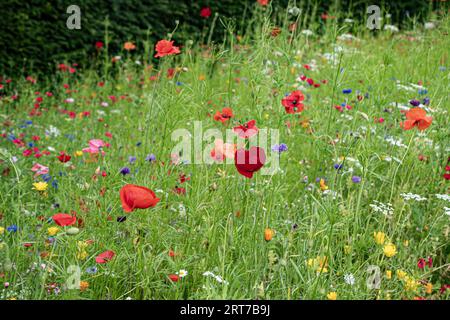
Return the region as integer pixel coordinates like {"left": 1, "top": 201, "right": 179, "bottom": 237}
{"left": 52, "top": 180, "right": 58, "bottom": 190}
{"left": 423, "top": 97, "right": 430, "bottom": 106}
{"left": 334, "top": 163, "right": 343, "bottom": 170}
{"left": 128, "top": 156, "right": 137, "bottom": 164}
{"left": 42, "top": 174, "right": 52, "bottom": 182}
{"left": 7, "top": 225, "right": 18, "bottom": 233}
{"left": 86, "top": 266, "right": 98, "bottom": 274}
{"left": 145, "top": 154, "right": 156, "bottom": 162}
{"left": 271, "top": 143, "right": 288, "bottom": 153}
{"left": 342, "top": 89, "right": 352, "bottom": 94}
{"left": 120, "top": 167, "right": 131, "bottom": 175}
{"left": 418, "top": 89, "right": 428, "bottom": 95}
{"left": 352, "top": 176, "right": 362, "bottom": 183}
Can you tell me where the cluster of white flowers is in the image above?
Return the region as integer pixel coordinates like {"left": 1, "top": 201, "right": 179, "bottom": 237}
{"left": 344, "top": 273, "right": 355, "bottom": 286}
{"left": 435, "top": 194, "right": 450, "bottom": 202}
{"left": 384, "top": 136, "right": 407, "bottom": 148}
{"left": 384, "top": 24, "right": 399, "bottom": 32}
{"left": 370, "top": 200, "right": 394, "bottom": 216}
{"left": 400, "top": 193, "right": 427, "bottom": 202}
{"left": 46, "top": 125, "right": 60, "bottom": 137}
{"left": 203, "top": 271, "right": 229, "bottom": 285}
{"left": 444, "top": 207, "right": 450, "bottom": 216}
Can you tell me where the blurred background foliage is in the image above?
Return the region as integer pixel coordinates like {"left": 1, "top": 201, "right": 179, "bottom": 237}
{"left": 0, "top": 0, "right": 447, "bottom": 74}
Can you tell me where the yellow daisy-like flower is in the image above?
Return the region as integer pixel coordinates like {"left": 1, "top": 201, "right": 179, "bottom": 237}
{"left": 404, "top": 277, "right": 418, "bottom": 292}
{"left": 33, "top": 182, "right": 48, "bottom": 191}
{"left": 344, "top": 245, "right": 352, "bottom": 254}
{"left": 327, "top": 292, "right": 337, "bottom": 300}
{"left": 373, "top": 231, "right": 386, "bottom": 245}
{"left": 307, "top": 256, "right": 329, "bottom": 273}
{"left": 396, "top": 270, "right": 407, "bottom": 280}
{"left": 47, "top": 227, "right": 60, "bottom": 236}
{"left": 74, "top": 150, "right": 83, "bottom": 157}
{"left": 0, "top": 226, "right": 5, "bottom": 235}
{"left": 77, "top": 250, "right": 88, "bottom": 260}
{"left": 383, "top": 243, "right": 397, "bottom": 257}
{"left": 386, "top": 270, "right": 392, "bottom": 279}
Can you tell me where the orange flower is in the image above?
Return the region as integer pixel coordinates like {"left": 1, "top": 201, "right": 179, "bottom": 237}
{"left": 154, "top": 40, "right": 180, "bottom": 58}
{"left": 119, "top": 184, "right": 160, "bottom": 213}
{"left": 264, "top": 228, "right": 274, "bottom": 241}
{"left": 213, "top": 107, "right": 234, "bottom": 124}
{"left": 124, "top": 42, "right": 136, "bottom": 51}
{"left": 400, "top": 108, "right": 432, "bottom": 131}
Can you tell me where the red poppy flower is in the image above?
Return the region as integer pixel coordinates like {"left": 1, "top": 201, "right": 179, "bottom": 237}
{"left": 233, "top": 120, "right": 259, "bottom": 138}
{"left": 234, "top": 146, "right": 266, "bottom": 178}
{"left": 119, "top": 184, "right": 160, "bottom": 213}
{"left": 154, "top": 40, "right": 180, "bottom": 58}
{"left": 213, "top": 107, "right": 234, "bottom": 124}
{"left": 257, "top": 0, "right": 270, "bottom": 6}
{"left": 57, "top": 151, "right": 71, "bottom": 163}
{"left": 400, "top": 108, "right": 432, "bottom": 131}
{"left": 52, "top": 213, "right": 76, "bottom": 226}
{"left": 282, "top": 90, "right": 305, "bottom": 114}
{"left": 168, "top": 274, "right": 179, "bottom": 282}
{"left": 95, "top": 250, "right": 115, "bottom": 264}
{"left": 200, "top": 7, "right": 212, "bottom": 18}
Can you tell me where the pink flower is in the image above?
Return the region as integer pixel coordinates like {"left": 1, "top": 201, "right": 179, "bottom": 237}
{"left": 82, "top": 139, "right": 106, "bottom": 155}
{"left": 210, "top": 139, "right": 236, "bottom": 162}
{"left": 31, "top": 163, "right": 49, "bottom": 178}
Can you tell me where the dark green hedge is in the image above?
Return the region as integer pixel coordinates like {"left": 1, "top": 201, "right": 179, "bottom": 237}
{"left": 0, "top": 0, "right": 442, "bottom": 75}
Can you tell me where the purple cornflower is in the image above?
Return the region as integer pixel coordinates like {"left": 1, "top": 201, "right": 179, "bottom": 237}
{"left": 334, "top": 163, "right": 343, "bottom": 170}
{"left": 145, "top": 153, "right": 156, "bottom": 162}
{"left": 128, "top": 156, "right": 137, "bottom": 164}
{"left": 352, "top": 176, "right": 362, "bottom": 183}
{"left": 272, "top": 143, "right": 288, "bottom": 153}
{"left": 120, "top": 167, "right": 131, "bottom": 175}
{"left": 409, "top": 99, "right": 420, "bottom": 107}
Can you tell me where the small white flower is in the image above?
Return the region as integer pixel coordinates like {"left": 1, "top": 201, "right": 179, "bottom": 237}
{"left": 101, "top": 101, "right": 109, "bottom": 107}
{"left": 424, "top": 22, "right": 435, "bottom": 30}
{"left": 384, "top": 25, "right": 399, "bottom": 32}
{"left": 178, "top": 269, "right": 188, "bottom": 278}
{"left": 344, "top": 273, "right": 355, "bottom": 286}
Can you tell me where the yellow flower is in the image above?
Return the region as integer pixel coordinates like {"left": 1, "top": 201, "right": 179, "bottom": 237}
{"left": 77, "top": 250, "right": 88, "bottom": 260}
{"left": 47, "top": 227, "right": 60, "bottom": 236}
{"left": 403, "top": 240, "right": 409, "bottom": 247}
{"left": 383, "top": 243, "right": 397, "bottom": 257}
{"left": 373, "top": 231, "right": 386, "bottom": 245}
{"left": 0, "top": 226, "right": 5, "bottom": 235}
{"left": 404, "top": 277, "right": 418, "bottom": 292}
{"left": 327, "top": 292, "right": 337, "bottom": 300}
{"left": 79, "top": 281, "right": 89, "bottom": 292}
{"left": 75, "top": 151, "right": 83, "bottom": 157}
{"left": 307, "top": 256, "right": 328, "bottom": 273}
{"left": 386, "top": 270, "right": 392, "bottom": 279}
{"left": 32, "top": 182, "right": 48, "bottom": 191}
{"left": 396, "top": 270, "right": 407, "bottom": 280}
{"left": 344, "top": 245, "right": 352, "bottom": 254}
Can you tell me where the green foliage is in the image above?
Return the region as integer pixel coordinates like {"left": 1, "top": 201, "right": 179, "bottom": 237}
{"left": 0, "top": 0, "right": 444, "bottom": 74}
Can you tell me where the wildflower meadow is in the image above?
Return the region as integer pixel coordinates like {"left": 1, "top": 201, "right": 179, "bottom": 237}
{"left": 0, "top": 1, "right": 449, "bottom": 302}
